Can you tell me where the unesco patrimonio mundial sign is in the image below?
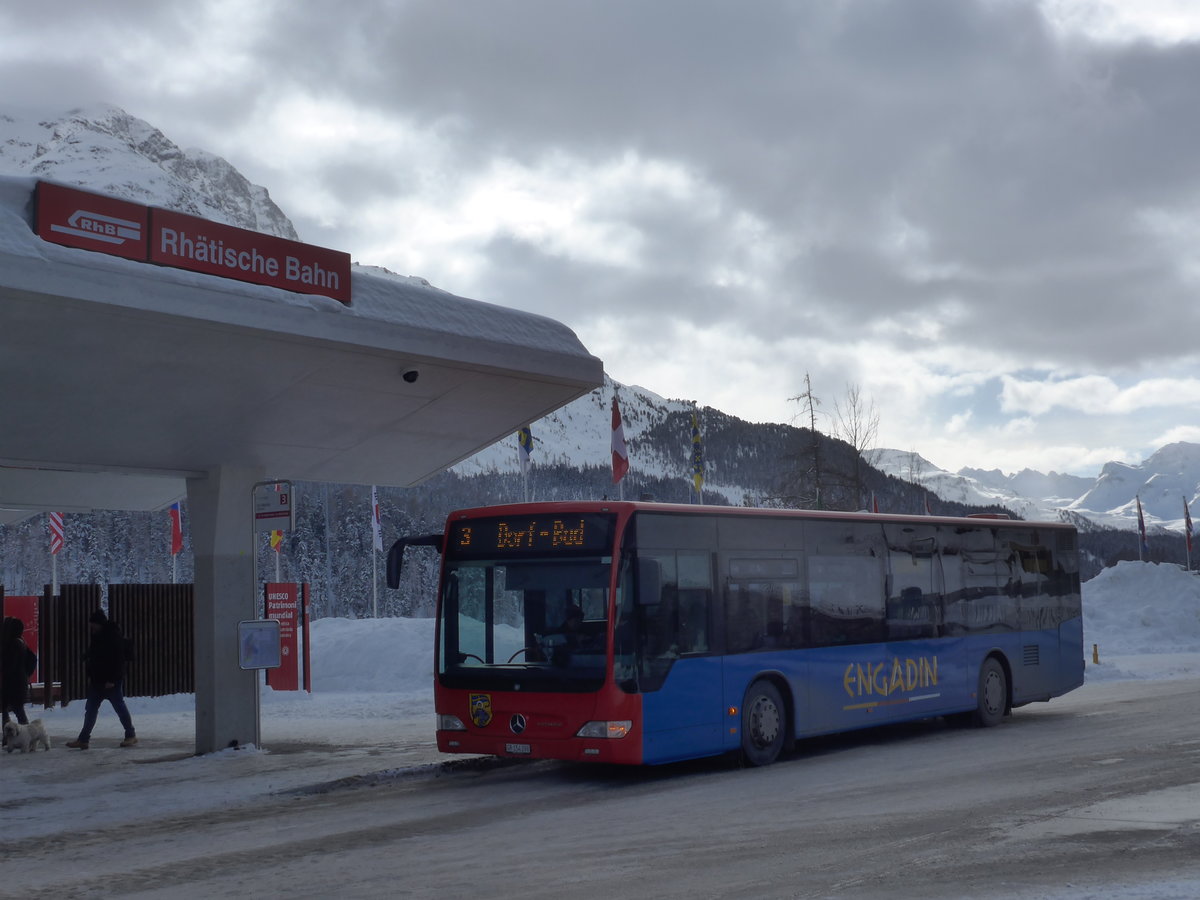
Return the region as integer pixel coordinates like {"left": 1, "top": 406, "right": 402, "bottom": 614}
{"left": 34, "top": 181, "right": 352, "bottom": 305}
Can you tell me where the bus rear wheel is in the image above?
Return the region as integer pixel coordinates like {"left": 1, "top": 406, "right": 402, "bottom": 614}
{"left": 742, "top": 681, "right": 786, "bottom": 766}
{"left": 973, "top": 657, "right": 1008, "bottom": 727}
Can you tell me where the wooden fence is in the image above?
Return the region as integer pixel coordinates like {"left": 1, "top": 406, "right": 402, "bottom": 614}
{"left": 1, "top": 584, "right": 194, "bottom": 706}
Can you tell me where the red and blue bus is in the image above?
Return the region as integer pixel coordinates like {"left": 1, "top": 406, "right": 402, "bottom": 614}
{"left": 387, "top": 501, "right": 1084, "bottom": 766}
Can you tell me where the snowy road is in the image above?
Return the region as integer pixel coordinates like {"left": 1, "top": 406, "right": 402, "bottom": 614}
{"left": 5, "top": 675, "right": 1200, "bottom": 899}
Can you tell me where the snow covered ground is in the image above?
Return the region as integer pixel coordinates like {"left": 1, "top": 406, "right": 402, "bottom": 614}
{"left": 3, "top": 560, "right": 1200, "bottom": 897}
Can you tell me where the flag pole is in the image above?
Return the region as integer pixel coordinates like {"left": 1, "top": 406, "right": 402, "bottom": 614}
{"left": 1136, "top": 495, "right": 1147, "bottom": 562}
{"left": 517, "top": 426, "right": 533, "bottom": 503}
{"left": 1184, "top": 495, "right": 1193, "bottom": 572}
{"left": 371, "top": 485, "right": 382, "bottom": 618}
{"left": 520, "top": 438, "right": 529, "bottom": 503}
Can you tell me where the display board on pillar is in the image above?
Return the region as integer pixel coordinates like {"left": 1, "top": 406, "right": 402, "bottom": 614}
{"left": 253, "top": 481, "right": 295, "bottom": 534}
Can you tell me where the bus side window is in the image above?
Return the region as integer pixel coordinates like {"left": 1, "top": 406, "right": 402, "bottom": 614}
{"left": 784, "top": 599, "right": 810, "bottom": 647}
{"left": 647, "top": 585, "right": 680, "bottom": 657}
{"left": 726, "top": 584, "right": 765, "bottom": 653}
{"left": 677, "top": 588, "right": 709, "bottom": 654}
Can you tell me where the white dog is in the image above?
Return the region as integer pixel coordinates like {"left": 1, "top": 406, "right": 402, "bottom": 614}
{"left": 3, "top": 719, "right": 51, "bottom": 753}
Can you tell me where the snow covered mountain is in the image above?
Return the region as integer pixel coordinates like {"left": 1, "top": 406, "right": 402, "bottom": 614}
{"left": 454, "top": 375, "right": 688, "bottom": 476}
{"left": 874, "top": 444, "right": 1200, "bottom": 535}
{"left": 872, "top": 449, "right": 1045, "bottom": 520}
{"left": 450, "top": 375, "right": 757, "bottom": 502}
{"left": 0, "top": 104, "right": 297, "bottom": 239}
{"left": 1068, "top": 443, "right": 1200, "bottom": 532}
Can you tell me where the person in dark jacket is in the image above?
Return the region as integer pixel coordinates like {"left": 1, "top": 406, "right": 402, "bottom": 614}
{"left": 65, "top": 609, "right": 137, "bottom": 749}
{"left": 1, "top": 616, "right": 33, "bottom": 745}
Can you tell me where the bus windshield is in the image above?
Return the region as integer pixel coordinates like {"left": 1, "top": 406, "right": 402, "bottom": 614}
{"left": 439, "top": 557, "right": 611, "bottom": 693}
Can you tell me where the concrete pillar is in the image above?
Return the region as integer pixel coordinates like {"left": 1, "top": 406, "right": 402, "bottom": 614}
{"left": 187, "top": 464, "right": 263, "bottom": 754}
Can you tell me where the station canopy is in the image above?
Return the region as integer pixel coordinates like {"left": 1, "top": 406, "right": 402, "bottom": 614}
{"left": 0, "top": 176, "right": 604, "bottom": 521}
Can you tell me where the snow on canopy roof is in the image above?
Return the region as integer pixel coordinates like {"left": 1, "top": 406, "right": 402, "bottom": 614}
{"left": 0, "top": 174, "right": 597, "bottom": 363}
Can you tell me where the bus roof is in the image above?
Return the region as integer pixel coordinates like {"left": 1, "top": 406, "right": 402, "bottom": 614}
{"left": 443, "top": 500, "right": 1075, "bottom": 531}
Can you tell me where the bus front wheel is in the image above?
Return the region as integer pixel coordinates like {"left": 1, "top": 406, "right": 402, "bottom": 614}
{"left": 741, "top": 681, "right": 786, "bottom": 766}
{"left": 973, "top": 657, "right": 1008, "bottom": 727}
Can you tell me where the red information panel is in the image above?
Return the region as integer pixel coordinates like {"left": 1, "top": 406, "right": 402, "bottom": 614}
{"left": 264, "top": 583, "right": 300, "bottom": 691}
{"left": 149, "top": 207, "right": 351, "bottom": 304}
{"left": 34, "top": 182, "right": 149, "bottom": 261}
{"left": 3, "top": 596, "right": 40, "bottom": 683}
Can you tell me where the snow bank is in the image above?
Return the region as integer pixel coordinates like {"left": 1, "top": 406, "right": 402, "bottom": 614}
{"left": 1083, "top": 560, "right": 1200, "bottom": 655}
{"left": 305, "top": 615, "right": 435, "bottom": 693}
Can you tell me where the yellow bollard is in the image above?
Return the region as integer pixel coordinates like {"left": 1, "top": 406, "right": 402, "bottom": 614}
{"left": 1092, "top": 643, "right": 1099, "bottom": 664}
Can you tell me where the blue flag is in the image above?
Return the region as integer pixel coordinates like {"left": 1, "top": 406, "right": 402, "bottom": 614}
{"left": 517, "top": 425, "right": 533, "bottom": 477}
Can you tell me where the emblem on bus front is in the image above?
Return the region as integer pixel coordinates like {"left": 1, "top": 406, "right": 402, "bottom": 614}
{"left": 509, "top": 714, "right": 527, "bottom": 735}
{"left": 469, "top": 693, "right": 493, "bottom": 727}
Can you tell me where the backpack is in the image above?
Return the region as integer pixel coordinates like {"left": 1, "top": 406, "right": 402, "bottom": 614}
{"left": 23, "top": 643, "right": 37, "bottom": 678}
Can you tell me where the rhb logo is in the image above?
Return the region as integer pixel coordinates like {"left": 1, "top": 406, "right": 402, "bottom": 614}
{"left": 51, "top": 209, "right": 142, "bottom": 246}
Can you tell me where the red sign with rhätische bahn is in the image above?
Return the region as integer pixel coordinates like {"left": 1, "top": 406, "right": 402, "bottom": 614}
{"left": 149, "top": 207, "right": 350, "bottom": 304}
{"left": 33, "top": 181, "right": 351, "bottom": 305}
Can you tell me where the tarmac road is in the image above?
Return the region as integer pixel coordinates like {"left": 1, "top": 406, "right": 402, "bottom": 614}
{"left": 4, "top": 677, "right": 1200, "bottom": 899}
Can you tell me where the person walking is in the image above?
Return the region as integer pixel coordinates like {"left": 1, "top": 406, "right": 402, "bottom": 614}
{"left": 1, "top": 616, "right": 35, "bottom": 746}
{"left": 65, "top": 610, "right": 137, "bottom": 749}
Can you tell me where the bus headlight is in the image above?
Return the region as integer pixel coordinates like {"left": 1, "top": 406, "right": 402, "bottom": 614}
{"left": 438, "top": 714, "right": 467, "bottom": 731}
{"left": 575, "top": 720, "right": 632, "bottom": 739}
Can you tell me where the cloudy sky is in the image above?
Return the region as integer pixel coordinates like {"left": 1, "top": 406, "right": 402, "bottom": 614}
{"left": 4, "top": 0, "right": 1200, "bottom": 477}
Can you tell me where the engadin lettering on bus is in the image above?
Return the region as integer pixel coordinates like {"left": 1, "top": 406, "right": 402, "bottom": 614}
{"left": 150, "top": 208, "right": 351, "bottom": 304}
{"left": 842, "top": 655, "right": 941, "bottom": 710}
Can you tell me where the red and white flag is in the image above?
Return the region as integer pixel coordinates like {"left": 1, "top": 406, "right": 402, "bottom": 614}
{"left": 48, "top": 511, "right": 64, "bottom": 555}
{"left": 371, "top": 485, "right": 383, "bottom": 552}
{"left": 169, "top": 502, "right": 184, "bottom": 555}
{"left": 611, "top": 396, "right": 629, "bottom": 485}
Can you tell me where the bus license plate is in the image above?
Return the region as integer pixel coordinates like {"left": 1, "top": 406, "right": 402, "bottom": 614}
{"left": 505, "top": 742, "right": 531, "bottom": 755}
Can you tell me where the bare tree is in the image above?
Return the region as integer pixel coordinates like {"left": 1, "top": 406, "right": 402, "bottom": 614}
{"left": 904, "top": 448, "right": 926, "bottom": 485}
{"left": 831, "top": 383, "right": 881, "bottom": 510}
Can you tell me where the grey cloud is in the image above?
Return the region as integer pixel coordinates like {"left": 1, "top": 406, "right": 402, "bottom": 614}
{"left": 12, "top": 0, "right": 1200, "bottom": 384}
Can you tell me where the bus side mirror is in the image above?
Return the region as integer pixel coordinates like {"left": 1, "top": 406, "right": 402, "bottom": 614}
{"left": 636, "top": 557, "right": 661, "bottom": 606}
{"left": 386, "top": 533, "right": 445, "bottom": 589}
{"left": 386, "top": 541, "right": 405, "bottom": 589}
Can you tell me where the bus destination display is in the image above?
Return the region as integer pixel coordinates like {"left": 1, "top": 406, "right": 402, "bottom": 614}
{"left": 448, "top": 513, "right": 614, "bottom": 558}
